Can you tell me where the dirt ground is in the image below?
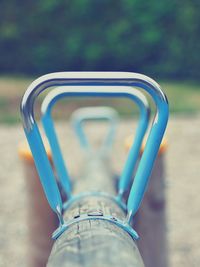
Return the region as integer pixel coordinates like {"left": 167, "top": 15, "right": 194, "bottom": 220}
{"left": 0, "top": 116, "right": 200, "bottom": 267}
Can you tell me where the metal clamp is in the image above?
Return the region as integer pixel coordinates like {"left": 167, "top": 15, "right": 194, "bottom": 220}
{"left": 52, "top": 214, "right": 139, "bottom": 240}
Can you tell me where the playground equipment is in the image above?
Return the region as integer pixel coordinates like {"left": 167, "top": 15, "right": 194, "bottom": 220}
{"left": 69, "top": 106, "right": 119, "bottom": 194}
{"left": 70, "top": 106, "right": 118, "bottom": 157}
{"left": 19, "top": 102, "right": 149, "bottom": 267}
{"left": 41, "top": 86, "right": 150, "bottom": 199}
{"left": 20, "top": 72, "right": 169, "bottom": 266}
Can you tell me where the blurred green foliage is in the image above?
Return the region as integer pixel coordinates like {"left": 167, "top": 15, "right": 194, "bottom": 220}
{"left": 0, "top": 0, "right": 199, "bottom": 79}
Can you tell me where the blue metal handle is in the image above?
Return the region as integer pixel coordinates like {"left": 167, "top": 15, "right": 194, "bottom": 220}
{"left": 41, "top": 86, "right": 150, "bottom": 201}
{"left": 20, "top": 72, "right": 168, "bottom": 228}
{"left": 70, "top": 106, "right": 118, "bottom": 154}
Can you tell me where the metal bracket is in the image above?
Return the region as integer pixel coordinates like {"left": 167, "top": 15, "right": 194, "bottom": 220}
{"left": 52, "top": 214, "right": 139, "bottom": 241}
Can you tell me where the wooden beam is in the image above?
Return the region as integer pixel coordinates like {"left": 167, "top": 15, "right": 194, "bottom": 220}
{"left": 47, "top": 157, "right": 144, "bottom": 267}
{"left": 47, "top": 195, "right": 144, "bottom": 267}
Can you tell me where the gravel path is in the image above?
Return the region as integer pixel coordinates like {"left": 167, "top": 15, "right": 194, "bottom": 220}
{"left": 0, "top": 116, "right": 200, "bottom": 267}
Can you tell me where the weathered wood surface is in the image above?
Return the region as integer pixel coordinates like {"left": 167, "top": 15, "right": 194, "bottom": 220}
{"left": 47, "top": 157, "right": 144, "bottom": 267}
{"left": 72, "top": 155, "right": 115, "bottom": 194}
{"left": 48, "top": 196, "right": 144, "bottom": 267}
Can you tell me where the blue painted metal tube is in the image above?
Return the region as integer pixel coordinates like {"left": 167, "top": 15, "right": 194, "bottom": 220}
{"left": 41, "top": 105, "right": 119, "bottom": 199}
{"left": 41, "top": 87, "right": 149, "bottom": 200}
{"left": 24, "top": 122, "right": 63, "bottom": 217}
{"left": 127, "top": 92, "right": 168, "bottom": 222}
{"left": 20, "top": 72, "right": 168, "bottom": 226}
{"left": 41, "top": 112, "right": 72, "bottom": 198}
{"left": 70, "top": 106, "right": 119, "bottom": 154}
{"left": 118, "top": 95, "right": 150, "bottom": 200}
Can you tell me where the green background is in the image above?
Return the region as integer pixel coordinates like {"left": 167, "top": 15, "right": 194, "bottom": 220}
{"left": 0, "top": 0, "right": 200, "bottom": 80}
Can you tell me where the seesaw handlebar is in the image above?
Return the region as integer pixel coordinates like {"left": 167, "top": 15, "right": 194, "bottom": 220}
{"left": 20, "top": 72, "right": 168, "bottom": 226}
{"left": 40, "top": 86, "right": 150, "bottom": 200}
{"left": 70, "top": 106, "right": 118, "bottom": 153}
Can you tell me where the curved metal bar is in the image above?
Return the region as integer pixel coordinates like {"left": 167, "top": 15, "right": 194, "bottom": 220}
{"left": 41, "top": 86, "right": 150, "bottom": 200}
{"left": 41, "top": 99, "right": 72, "bottom": 199}
{"left": 20, "top": 72, "right": 168, "bottom": 227}
{"left": 70, "top": 106, "right": 118, "bottom": 154}
{"left": 52, "top": 214, "right": 139, "bottom": 240}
